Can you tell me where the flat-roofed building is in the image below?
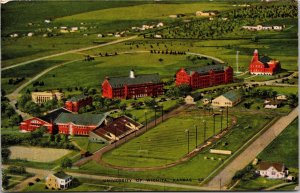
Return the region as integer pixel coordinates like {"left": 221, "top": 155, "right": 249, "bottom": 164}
{"left": 32, "top": 91, "right": 64, "bottom": 104}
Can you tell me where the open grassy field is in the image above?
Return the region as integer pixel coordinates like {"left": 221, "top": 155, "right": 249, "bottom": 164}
{"left": 255, "top": 86, "right": 298, "bottom": 95}
{"left": 9, "top": 146, "right": 71, "bottom": 163}
{"left": 71, "top": 136, "right": 106, "bottom": 153}
{"left": 234, "top": 177, "right": 284, "bottom": 191}
{"left": 21, "top": 52, "right": 214, "bottom": 92}
{"left": 258, "top": 118, "right": 298, "bottom": 168}
{"left": 57, "top": 2, "right": 231, "bottom": 22}
{"left": 102, "top": 110, "right": 228, "bottom": 167}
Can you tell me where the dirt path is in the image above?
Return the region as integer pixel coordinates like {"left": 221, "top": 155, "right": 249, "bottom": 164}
{"left": 204, "top": 107, "right": 298, "bottom": 189}
{"left": 2, "top": 36, "right": 138, "bottom": 71}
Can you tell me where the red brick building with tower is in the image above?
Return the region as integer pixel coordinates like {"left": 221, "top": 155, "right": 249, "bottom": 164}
{"left": 249, "top": 49, "right": 280, "bottom": 75}
{"left": 102, "top": 70, "right": 164, "bottom": 99}
{"left": 65, "top": 94, "right": 93, "bottom": 112}
{"left": 175, "top": 64, "right": 233, "bottom": 89}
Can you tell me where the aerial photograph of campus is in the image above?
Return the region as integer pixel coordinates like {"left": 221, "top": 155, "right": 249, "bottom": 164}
{"left": 1, "top": 0, "right": 298, "bottom": 192}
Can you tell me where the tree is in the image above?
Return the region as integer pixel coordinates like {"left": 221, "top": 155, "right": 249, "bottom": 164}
{"left": 61, "top": 158, "right": 72, "bottom": 168}
{"left": 18, "top": 93, "right": 32, "bottom": 109}
{"left": 178, "top": 84, "right": 192, "bottom": 96}
{"left": 144, "top": 99, "right": 157, "bottom": 108}
{"left": 8, "top": 114, "right": 22, "bottom": 128}
{"left": 2, "top": 148, "right": 11, "bottom": 162}
{"left": 158, "top": 58, "right": 164, "bottom": 63}
{"left": 2, "top": 172, "right": 9, "bottom": 190}
{"left": 55, "top": 134, "right": 61, "bottom": 143}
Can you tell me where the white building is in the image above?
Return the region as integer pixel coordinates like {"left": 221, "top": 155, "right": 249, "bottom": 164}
{"left": 46, "top": 171, "right": 73, "bottom": 190}
{"left": 44, "top": 19, "right": 51, "bottom": 23}
{"left": 157, "top": 22, "right": 164, "bottom": 27}
{"left": 257, "top": 162, "right": 288, "bottom": 179}
{"left": 27, "top": 32, "right": 34, "bottom": 37}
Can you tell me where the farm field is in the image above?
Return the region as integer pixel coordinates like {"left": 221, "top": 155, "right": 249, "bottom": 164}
{"left": 9, "top": 146, "right": 71, "bottom": 162}
{"left": 255, "top": 86, "right": 298, "bottom": 95}
{"left": 102, "top": 109, "right": 229, "bottom": 167}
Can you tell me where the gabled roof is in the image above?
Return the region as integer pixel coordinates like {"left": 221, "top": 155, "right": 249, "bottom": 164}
{"left": 53, "top": 171, "right": 71, "bottom": 180}
{"left": 106, "top": 73, "right": 161, "bottom": 89}
{"left": 39, "top": 108, "right": 72, "bottom": 123}
{"left": 221, "top": 90, "right": 241, "bottom": 102}
{"left": 67, "top": 94, "right": 90, "bottom": 102}
{"left": 186, "top": 64, "right": 225, "bottom": 75}
{"left": 54, "top": 113, "right": 107, "bottom": 126}
{"left": 258, "top": 162, "right": 285, "bottom": 172}
{"left": 259, "top": 56, "right": 272, "bottom": 64}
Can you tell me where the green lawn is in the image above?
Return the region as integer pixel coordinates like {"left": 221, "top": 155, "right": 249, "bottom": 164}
{"left": 255, "top": 86, "right": 298, "bottom": 95}
{"left": 258, "top": 119, "right": 298, "bottom": 168}
{"left": 71, "top": 136, "right": 106, "bottom": 153}
{"left": 234, "top": 177, "right": 284, "bottom": 191}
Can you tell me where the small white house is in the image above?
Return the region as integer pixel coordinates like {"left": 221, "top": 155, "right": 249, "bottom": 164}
{"left": 264, "top": 99, "right": 282, "bottom": 109}
{"left": 257, "top": 162, "right": 288, "bottom": 179}
{"left": 27, "top": 32, "right": 34, "bottom": 37}
{"left": 70, "top": 27, "right": 78, "bottom": 32}
{"left": 46, "top": 171, "right": 73, "bottom": 190}
{"left": 276, "top": 94, "right": 287, "bottom": 101}
{"left": 185, "top": 95, "right": 196, "bottom": 105}
{"left": 157, "top": 22, "right": 164, "bottom": 27}
{"left": 97, "top": 34, "right": 103, "bottom": 38}
{"left": 44, "top": 19, "right": 51, "bottom": 23}
{"left": 154, "top": 34, "right": 162, "bottom": 39}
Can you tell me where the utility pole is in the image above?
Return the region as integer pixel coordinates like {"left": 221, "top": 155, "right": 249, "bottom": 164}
{"left": 154, "top": 106, "right": 157, "bottom": 126}
{"left": 236, "top": 50, "right": 240, "bottom": 73}
{"left": 161, "top": 105, "right": 164, "bottom": 122}
{"left": 145, "top": 111, "right": 148, "bottom": 131}
{"left": 185, "top": 129, "right": 189, "bottom": 154}
{"left": 195, "top": 125, "right": 198, "bottom": 148}
{"left": 213, "top": 114, "right": 216, "bottom": 136}
{"left": 220, "top": 109, "right": 223, "bottom": 131}
{"left": 203, "top": 120, "right": 206, "bottom": 143}
{"left": 226, "top": 106, "right": 229, "bottom": 128}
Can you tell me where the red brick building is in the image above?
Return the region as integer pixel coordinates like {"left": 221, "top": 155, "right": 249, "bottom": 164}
{"left": 19, "top": 108, "right": 71, "bottom": 133}
{"left": 19, "top": 108, "right": 108, "bottom": 136}
{"left": 249, "top": 49, "right": 280, "bottom": 75}
{"left": 54, "top": 113, "right": 108, "bottom": 135}
{"left": 102, "top": 70, "right": 164, "bottom": 99}
{"left": 65, "top": 94, "right": 93, "bottom": 112}
{"left": 176, "top": 64, "right": 233, "bottom": 89}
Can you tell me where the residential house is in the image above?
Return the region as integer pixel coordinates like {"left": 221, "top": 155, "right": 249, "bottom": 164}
{"left": 257, "top": 162, "right": 288, "bottom": 179}
{"left": 185, "top": 92, "right": 202, "bottom": 105}
{"left": 264, "top": 99, "right": 282, "bottom": 109}
{"left": 46, "top": 171, "right": 72, "bottom": 190}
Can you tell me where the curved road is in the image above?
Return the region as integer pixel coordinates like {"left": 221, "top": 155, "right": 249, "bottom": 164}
{"left": 6, "top": 59, "right": 80, "bottom": 119}
{"left": 2, "top": 35, "right": 138, "bottom": 71}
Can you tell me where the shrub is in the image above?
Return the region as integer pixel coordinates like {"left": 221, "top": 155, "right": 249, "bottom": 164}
{"left": 28, "top": 182, "right": 34, "bottom": 186}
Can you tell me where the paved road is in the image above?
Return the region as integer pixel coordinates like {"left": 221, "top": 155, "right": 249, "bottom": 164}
{"left": 2, "top": 165, "right": 219, "bottom": 192}
{"left": 6, "top": 59, "right": 80, "bottom": 120}
{"left": 2, "top": 35, "right": 138, "bottom": 71}
{"left": 205, "top": 107, "right": 298, "bottom": 189}
{"left": 245, "top": 71, "right": 297, "bottom": 86}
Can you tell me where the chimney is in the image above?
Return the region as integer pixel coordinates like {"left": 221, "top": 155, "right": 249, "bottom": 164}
{"left": 129, "top": 70, "right": 135, "bottom": 78}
